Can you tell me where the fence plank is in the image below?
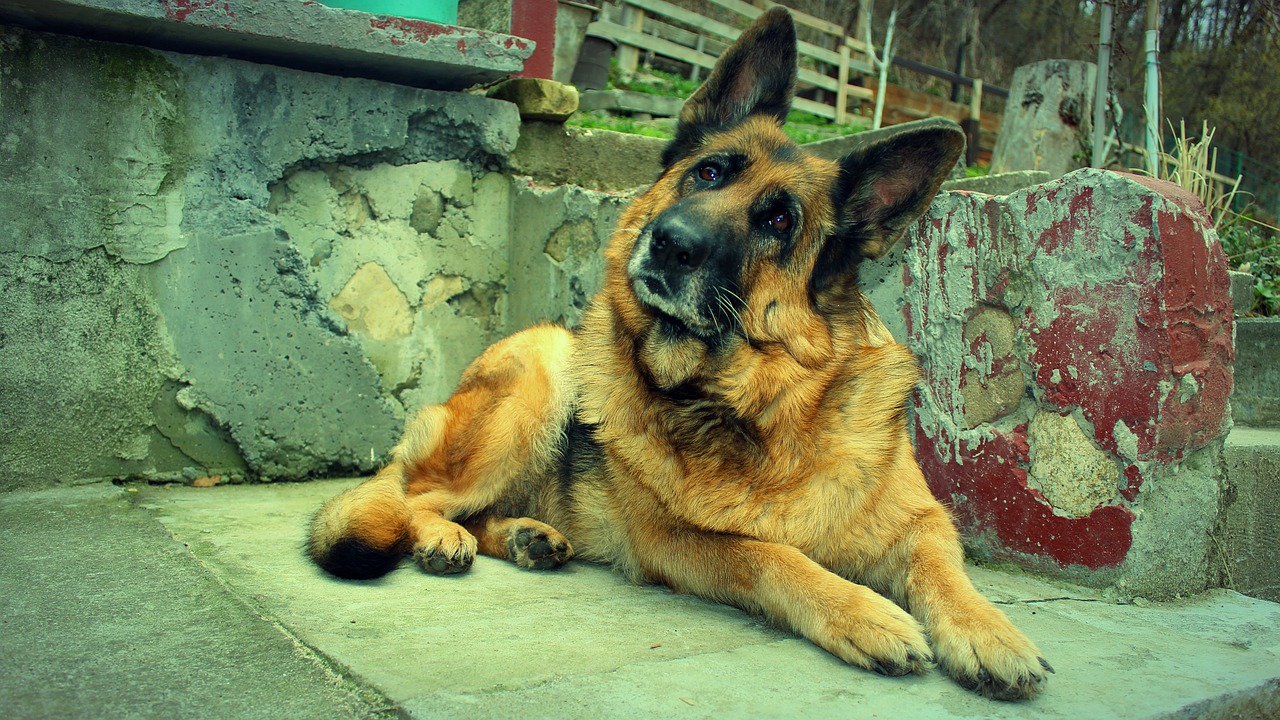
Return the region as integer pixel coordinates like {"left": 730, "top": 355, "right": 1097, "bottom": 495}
{"left": 616, "top": 6, "right": 647, "bottom": 77}
{"left": 792, "top": 96, "right": 836, "bottom": 120}
{"left": 628, "top": 0, "right": 739, "bottom": 43}
{"left": 595, "top": 20, "right": 717, "bottom": 71}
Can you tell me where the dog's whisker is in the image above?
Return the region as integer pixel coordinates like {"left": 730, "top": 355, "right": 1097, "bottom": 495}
{"left": 715, "top": 290, "right": 750, "bottom": 341}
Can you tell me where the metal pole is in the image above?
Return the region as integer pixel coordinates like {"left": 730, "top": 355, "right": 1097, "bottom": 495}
{"left": 1144, "top": 0, "right": 1161, "bottom": 175}
{"left": 1092, "top": 2, "right": 1113, "bottom": 168}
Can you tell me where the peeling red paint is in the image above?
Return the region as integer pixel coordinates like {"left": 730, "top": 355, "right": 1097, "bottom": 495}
{"left": 163, "top": 0, "right": 235, "bottom": 23}
{"left": 1120, "top": 465, "right": 1143, "bottom": 501}
{"left": 903, "top": 171, "right": 1233, "bottom": 574}
{"left": 368, "top": 15, "right": 462, "bottom": 44}
{"left": 916, "top": 424, "right": 1135, "bottom": 568}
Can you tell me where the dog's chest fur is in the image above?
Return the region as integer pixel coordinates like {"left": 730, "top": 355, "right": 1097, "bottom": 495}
{"left": 571, "top": 313, "right": 921, "bottom": 567}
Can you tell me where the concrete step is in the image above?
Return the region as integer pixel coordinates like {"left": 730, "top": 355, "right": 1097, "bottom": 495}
{"left": 6, "top": 479, "right": 1277, "bottom": 719}
{"left": 1223, "top": 426, "right": 1280, "bottom": 604}
{"left": 1233, "top": 317, "right": 1279, "bottom": 429}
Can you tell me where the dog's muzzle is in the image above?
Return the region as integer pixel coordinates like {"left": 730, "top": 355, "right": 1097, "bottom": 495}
{"left": 628, "top": 205, "right": 737, "bottom": 338}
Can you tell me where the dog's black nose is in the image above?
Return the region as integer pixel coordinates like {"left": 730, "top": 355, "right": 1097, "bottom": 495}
{"left": 649, "top": 211, "right": 715, "bottom": 272}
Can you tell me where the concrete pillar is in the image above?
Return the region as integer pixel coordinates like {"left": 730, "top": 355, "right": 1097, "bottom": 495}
{"left": 990, "top": 60, "right": 1096, "bottom": 179}
{"left": 863, "top": 169, "right": 1235, "bottom": 599}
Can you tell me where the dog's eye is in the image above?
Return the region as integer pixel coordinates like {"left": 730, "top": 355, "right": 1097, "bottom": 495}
{"left": 697, "top": 163, "right": 721, "bottom": 183}
{"left": 768, "top": 210, "right": 792, "bottom": 234}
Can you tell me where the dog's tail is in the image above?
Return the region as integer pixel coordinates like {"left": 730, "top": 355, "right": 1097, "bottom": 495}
{"left": 307, "top": 465, "right": 411, "bottom": 579}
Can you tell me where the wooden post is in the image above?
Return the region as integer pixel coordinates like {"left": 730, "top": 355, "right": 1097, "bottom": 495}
{"left": 616, "top": 5, "right": 647, "bottom": 82}
{"left": 691, "top": 34, "right": 706, "bottom": 83}
{"left": 1091, "top": 2, "right": 1113, "bottom": 168}
{"left": 965, "top": 78, "right": 983, "bottom": 165}
{"left": 836, "top": 44, "right": 851, "bottom": 125}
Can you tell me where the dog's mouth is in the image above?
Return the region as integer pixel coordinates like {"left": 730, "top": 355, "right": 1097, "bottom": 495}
{"left": 625, "top": 216, "right": 749, "bottom": 343}
{"left": 630, "top": 273, "right": 714, "bottom": 338}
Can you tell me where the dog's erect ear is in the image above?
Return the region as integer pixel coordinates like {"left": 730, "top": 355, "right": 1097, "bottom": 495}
{"left": 813, "top": 119, "right": 966, "bottom": 292}
{"left": 661, "top": 8, "right": 797, "bottom": 167}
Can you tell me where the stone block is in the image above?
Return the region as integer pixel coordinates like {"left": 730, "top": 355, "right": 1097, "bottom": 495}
{"left": 1230, "top": 270, "right": 1254, "bottom": 316}
{"left": 508, "top": 122, "right": 666, "bottom": 192}
{"left": 1221, "top": 427, "right": 1280, "bottom": 602}
{"left": 990, "top": 60, "right": 1096, "bottom": 179}
{"left": 488, "top": 78, "right": 579, "bottom": 122}
{"left": 863, "top": 168, "right": 1235, "bottom": 598}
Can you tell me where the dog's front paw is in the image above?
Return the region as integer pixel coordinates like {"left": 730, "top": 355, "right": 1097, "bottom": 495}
{"left": 413, "top": 525, "right": 477, "bottom": 575}
{"left": 810, "top": 588, "right": 935, "bottom": 677}
{"left": 931, "top": 604, "right": 1051, "bottom": 700}
{"left": 507, "top": 521, "right": 574, "bottom": 570}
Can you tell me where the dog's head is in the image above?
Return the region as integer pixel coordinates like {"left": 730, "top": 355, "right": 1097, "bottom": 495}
{"left": 614, "top": 8, "right": 963, "bottom": 382}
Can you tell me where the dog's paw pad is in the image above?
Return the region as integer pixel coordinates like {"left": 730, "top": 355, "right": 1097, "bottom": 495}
{"left": 508, "top": 525, "right": 573, "bottom": 570}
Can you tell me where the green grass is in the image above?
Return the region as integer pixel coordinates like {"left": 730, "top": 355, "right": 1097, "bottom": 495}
{"left": 567, "top": 112, "right": 673, "bottom": 139}
{"left": 1220, "top": 217, "right": 1280, "bottom": 316}
{"left": 615, "top": 66, "right": 703, "bottom": 99}
{"left": 575, "top": 63, "right": 868, "bottom": 146}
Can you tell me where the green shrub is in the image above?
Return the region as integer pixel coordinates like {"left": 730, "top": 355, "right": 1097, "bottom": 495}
{"left": 1219, "top": 218, "right": 1280, "bottom": 316}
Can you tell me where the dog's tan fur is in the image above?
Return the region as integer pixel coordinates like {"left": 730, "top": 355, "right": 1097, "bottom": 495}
{"left": 308, "top": 8, "right": 1050, "bottom": 700}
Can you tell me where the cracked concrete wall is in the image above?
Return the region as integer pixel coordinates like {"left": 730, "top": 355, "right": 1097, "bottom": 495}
{"left": 2, "top": 24, "right": 605, "bottom": 488}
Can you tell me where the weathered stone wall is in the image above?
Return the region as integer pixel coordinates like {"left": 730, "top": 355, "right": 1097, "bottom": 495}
{"left": 0, "top": 25, "right": 621, "bottom": 488}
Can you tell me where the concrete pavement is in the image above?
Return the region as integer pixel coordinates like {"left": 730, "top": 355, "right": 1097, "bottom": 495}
{"left": 3, "top": 478, "right": 1278, "bottom": 719}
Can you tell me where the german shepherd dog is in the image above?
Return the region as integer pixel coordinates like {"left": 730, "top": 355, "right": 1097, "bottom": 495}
{"left": 309, "top": 8, "right": 1051, "bottom": 700}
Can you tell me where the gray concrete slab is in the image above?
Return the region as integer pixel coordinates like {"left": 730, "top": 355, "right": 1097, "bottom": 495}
{"left": 131, "top": 478, "right": 1280, "bottom": 719}
{"left": 0, "top": 0, "right": 532, "bottom": 90}
{"left": 1223, "top": 426, "right": 1280, "bottom": 603}
{"left": 0, "top": 484, "right": 393, "bottom": 719}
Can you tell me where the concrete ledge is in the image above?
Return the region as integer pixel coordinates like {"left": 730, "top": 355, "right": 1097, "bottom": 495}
{"left": 1234, "top": 318, "right": 1280, "bottom": 427}
{"left": 0, "top": 0, "right": 533, "bottom": 89}
{"left": 9, "top": 479, "right": 1277, "bottom": 719}
{"left": 944, "top": 170, "right": 1052, "bottom": 195}
{"left": 579, "top": 89, "right": 685, "bottom": 117}
{"left": 510, "top": 122, "right": 667, "bottom": 192}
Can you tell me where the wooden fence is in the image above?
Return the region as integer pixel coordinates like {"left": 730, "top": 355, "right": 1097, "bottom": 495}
{"left": 589, "top": 0, "right": 1005, "bottom": 161}
{"left": 594, "top": 0, "right": 875, "bottom": 124}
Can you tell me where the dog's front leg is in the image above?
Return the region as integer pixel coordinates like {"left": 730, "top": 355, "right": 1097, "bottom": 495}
{"left": 893, "top": 506, "right": 1052, "bottom": 700}
{"left": 629, "top": 520, "right": 933, "bottom": 676}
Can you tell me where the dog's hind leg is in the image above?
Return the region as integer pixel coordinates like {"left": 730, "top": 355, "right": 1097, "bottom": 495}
{"left": 394, "top": 325, "right": 578, "bottom": 575}
{"left": 309, "top": 325, "right": 576, "bottom": 579}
